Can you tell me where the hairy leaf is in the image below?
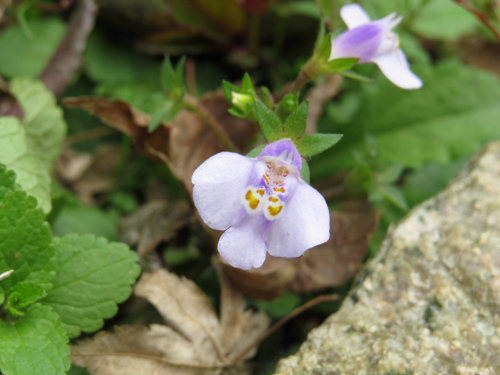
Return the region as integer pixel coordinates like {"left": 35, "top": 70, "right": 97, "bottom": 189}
{"left": 295, "top": 133, "right": 343, "bottom": 156}
{"left": 0, "top": 304, "right": 70, "bottom": 375}
{"left": 43, "top": 234, "right": 140, "bottom": 338}
{"left": 284, "top": 101, "right": 308, "bottom": 139}
{"left": 254, "top": 100, "right": 283, "bottom": 142}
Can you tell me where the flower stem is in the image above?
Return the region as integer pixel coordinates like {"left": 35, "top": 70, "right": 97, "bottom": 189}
{"left": 229, "top": 293, "right": 339, "bottom": 365}
{"left": 275, "top": 58, "right": 320, "bottom": 101}
{"left": 182, "top": 94, "right": 238, "bottom": 152}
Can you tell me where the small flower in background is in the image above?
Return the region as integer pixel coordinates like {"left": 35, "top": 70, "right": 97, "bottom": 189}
{"left": 330, "top": 4, "right": 423, "bottom": 89}
{"left": 192, "top": 139, "right": 330, "bottom": 270}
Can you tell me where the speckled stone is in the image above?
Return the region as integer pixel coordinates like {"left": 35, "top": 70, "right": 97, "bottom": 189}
{"left": 275, "top": 142, "right": 500, "bottom": 375}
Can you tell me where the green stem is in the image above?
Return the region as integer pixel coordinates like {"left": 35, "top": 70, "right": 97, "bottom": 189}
{"left": 183, "top": 94, "right": 238, "bottom": 152}
{"left": 275, "top": 58, "right": 321, "bottom": 101}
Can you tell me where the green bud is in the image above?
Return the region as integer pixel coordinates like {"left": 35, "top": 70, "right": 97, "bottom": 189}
{"left": 232, "top": 92, "right": 254, "bottom": 114}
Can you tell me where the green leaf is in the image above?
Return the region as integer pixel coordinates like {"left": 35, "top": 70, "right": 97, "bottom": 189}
{"left": 160, "top": 56, "right": 176, "bottom": 92}
{"left": 222, "top": 80, "right": 239, "bottom": 102}
{"left": 284, "top": 101, "right": 309, "bottom": 139}
{"left": 254, "top": 100, "right": 283, "bottom": 142}
{"left": 0, "top": 117, "right": 51, "bottom": 212}
{"left": 370, "top": 184, "right": 409, "bottom": 211}
{"left": 43, "top": 234, "right": 140, "bottom": 338}
{"left": 246, "top": 144, "right": 266, "bottom": 157}
{"left": 338, "top": 69, "right": 374, "bottom": 82}
{"left": 5, "top": 282, "right": 46, "bottom": 316}
{"left": 0, "top": 164, "right": 18, "bottom": 201}
{"left": 0, "top": 189, "right": 54, "bottom": 293}
{"left": 241, "top": 72, "right": 256, "bottom": 93}
{"left": 325, "top": 57, "right": 359, "bottom": 73}
{"left": 301, "top": 159, "right": 310, "bottom": 184}
{"left": 295, "top": 133, "right": 343, "bottom": 156}
{"left": 0, "top": 304, "right": 70, "bottom": 375}
{"left": 412, "top": 0, "right": 477, "bottom": 39}
{"left": 10, "top": 78, "right": 67, "bottom": 171}
{"left": 0, "top": 17, "right": 66, "bottom": 78}
{"left": 314, "top": 61, "right": 500, "bottom": 175}
{"left": 148, "top": 103, "right": 178, "bottom": 132}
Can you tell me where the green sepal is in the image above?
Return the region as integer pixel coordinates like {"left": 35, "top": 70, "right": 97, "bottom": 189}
{"left": 246, "top": 144, "right": 266, "bottom": 157}
{"left": 338, "top": 69, "right": 374, "bottom": 82}
{"left": 228, "top": 107, "right": 247, "bottom": 119}
{"left": 325, "top": 57, "right": 359, "bottom": 73}
{"left": 241, "top": 72, "right": 256, "bottom": 93}
{"left": 277, "top": 93, "right": 300, "bottom": 122}
{"left": 295, "top": 133, "right": 343, "bottom": 156}
{"left": 222, "top": 80, "right": 240, "bottom": 102}
{"left": 259, "top": 86, "right": 274, "bottom": 109}
{"left": 314, "top": 30, "right": 332, "bottom": 62}
{"left": 284, "top": 101, "right": 309, "bottom": 139}
{"left": 5, "top": 281, "right": 46, "bottom": 317}
{"left": 254, "top": 100, "right": 283, "bottom": 142}
{"left": 301, "top": 159, "right": 310, "bottom": 184}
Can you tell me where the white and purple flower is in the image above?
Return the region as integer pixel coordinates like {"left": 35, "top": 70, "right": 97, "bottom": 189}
{"left": 330, "top": 4, "right": 422, "bottom": 89}
{"left": 192, "top": 139, "right": 330, "bottom": 270}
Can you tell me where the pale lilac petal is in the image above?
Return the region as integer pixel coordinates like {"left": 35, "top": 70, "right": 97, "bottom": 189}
{"left": 341, "top": 4, "right": 372, "bottom": 29}
{"left": 258, "top": 139, "right": 302, "bottom": 173}
{"left": 192, "top": 152, "right": 255, "bottom": 230}
{"left": 371, "top": 49, "right": 423, "bottom": 89}
{"left": 266, "top": 182, "right": 330, "bottom": 258}
{"left": 330, "top": 24, "right": 383, "bottom": 62}
{"left": 218, "top": 215, "right": 269, "bottom": 270}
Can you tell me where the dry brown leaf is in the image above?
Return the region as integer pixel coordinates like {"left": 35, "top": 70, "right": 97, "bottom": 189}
{"left": 289, "top": 209, "right": 379, "bottom": 292}
{"left": 62, "top": 91, "right": 258, "bottom": 195}
{"left": 119, "top": 200, "right": 192, "bottom": 257}
{"left": 70, "top": 269, "right": 270, "bottom": 375}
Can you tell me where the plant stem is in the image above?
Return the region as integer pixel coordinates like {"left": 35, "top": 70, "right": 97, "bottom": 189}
{"left": 182, "top": 94, "right": 238, "bottom": 152}
{"left": 275, "top": 59, "right": 320, "bottom": 101}
{"left": 230, "top": 293, "right": 339, "bottom": 365}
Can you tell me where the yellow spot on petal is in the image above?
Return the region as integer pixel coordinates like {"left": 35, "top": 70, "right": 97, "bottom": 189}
{"left": 274, "top": 187, "right": 285, "bottom": 193}
{"left": 269, "top": 196, "right": 279, "bottom": 203}
{"left": 256, "top": 189, "right": 265, "bottom": 196}
{"left": 245, "top": 190, "right": 260, "bottom": 210}
{"left": 267, "top": 205, "right": 283, "bottom": 217}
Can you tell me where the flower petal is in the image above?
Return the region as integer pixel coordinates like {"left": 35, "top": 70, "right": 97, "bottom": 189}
{"left": 218, "top": 215, "right": 269, "bottom": 270}
{"left": 192, "top": 152, "right": 255, "bottom": 230}
{"left": 371, "top": 49, "right": 423, "bottom": 89}
{"left": 340, "top": 4, "right": 372, "bottom": 29}
{"left": 266, "top": 182, "right": 330, "bottom": 258}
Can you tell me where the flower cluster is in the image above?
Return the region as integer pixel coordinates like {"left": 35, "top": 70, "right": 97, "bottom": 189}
{"left": 192, "top": 139, "right": 330, "bottom": 270}
{"left": 330, "top": 4, "right": 422, "bottom": 89}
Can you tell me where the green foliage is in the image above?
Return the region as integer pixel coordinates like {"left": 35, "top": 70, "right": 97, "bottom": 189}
{"left": 301, "top": 160, "right": 311, "bottom": 184}
{"left": 0, "top": 79, "right": 66, "bottom": 212}
{"left": 295, "top": 133, "right": 343, "bottom": 156}
{"left": 254, "top": 100, "right": 284, "bottom": 142}
{"left": 313, "top": 62, "right": 500, "bottom": 176}
{"left": 284, "top": 101, "right": 309, "bottom": 139}
{"left": 0, "top": 165, "right": 140, "bottom": 375}
{"left": 0, "top": 304, "right": 70, "bottom": 375}
{"left": 43, "top": 234, "right": 140, "bottom": 338}
{"left": 0, "top": 17, "right": 66, "bottom": 78}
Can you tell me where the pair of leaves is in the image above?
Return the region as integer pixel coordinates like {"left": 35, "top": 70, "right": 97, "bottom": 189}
{"left": 0, "top": 165, "right": 140, "bottom": 375}
{"left": 0, "top": 78, "right": 66, "bottom": 213}
{"left": 254, "top": 100, "right": 342, "bottom": 156}
{"left": 71, "top": 267, "right": 270, "bottom": 375}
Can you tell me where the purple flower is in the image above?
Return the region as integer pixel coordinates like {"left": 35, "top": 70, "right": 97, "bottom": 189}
{"left": 330, "top": 4, "right": 422, "bottom": 89}
{"left": 192, "top": 139, "right": 330, "bottom": 270}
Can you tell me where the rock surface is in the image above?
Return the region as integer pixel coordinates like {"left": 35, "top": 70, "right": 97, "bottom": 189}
{"left": 275, "top": 142, "right": 500, "bottom": 375}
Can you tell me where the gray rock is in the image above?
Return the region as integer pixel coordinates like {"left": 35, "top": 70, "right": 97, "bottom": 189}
{"left": 275, "top": 142, "right": 500, "bottom": 375}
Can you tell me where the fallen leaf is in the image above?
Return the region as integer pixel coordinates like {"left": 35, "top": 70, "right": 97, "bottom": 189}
{"left": 120, "top": 200, "right": 192, "bottom": 257}
{"left": 63, "top": 91, "right": 258, "bottom": 195}
{"left": 70, "top": 268, "right": 269, "bottom": 375}
{"left": 289, "top": 208, "right": 379, "bottom": 292}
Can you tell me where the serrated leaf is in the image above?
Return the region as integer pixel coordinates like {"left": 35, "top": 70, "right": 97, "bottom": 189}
{"left": 0, "top": 164, "right": 18, "bottom": 201}
{"left": 10, "top": 78, "right": 67, "bottom": 171}
{"left": 43, "top": 234, "right": 140, "bottom": 338}
{"left": 0, "top": 17, "right": 66, "bottom": 78}
{"left": 0, "top": 117, "right": 51, "bottom": 212}
{"left": 284, "top": 101, "right": 309, "bottom": 139}
{"left": 0, "top": 189, "right": 54, "bottom": 292}
{"left": 295, "top": 133, "right": 343, "bottom": 156}
{"left": 314, "top": 62, "right": 500, "bottom": 175}
{"left": 254, "top": 100, "right": 283, "bottom": 142}
{"left": 5, "top": 282, "right": 46, "bottom": 316}
{"left": 0, "top": 304, "right": 70, "bottom": 375}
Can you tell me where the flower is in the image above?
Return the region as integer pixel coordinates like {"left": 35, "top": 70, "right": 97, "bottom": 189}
{"left": 192, "top": 139, "right": 330, "bottom": 270}
{"left": 329, "top": 4, "right": 422, "bottom": 89}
